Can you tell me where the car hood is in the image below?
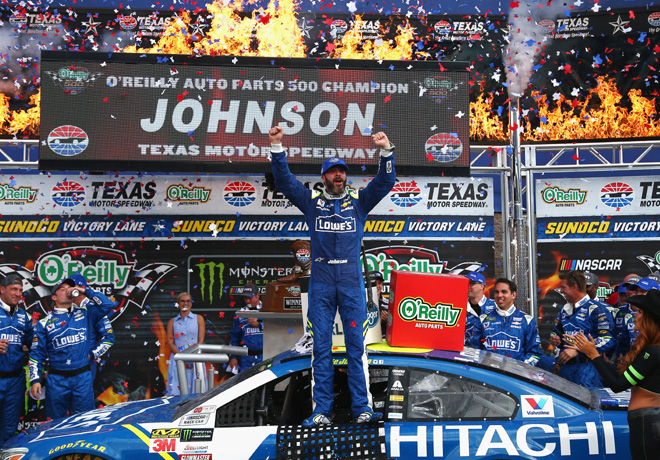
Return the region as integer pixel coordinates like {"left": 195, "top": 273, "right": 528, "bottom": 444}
{"left": 5, "top": 395, "right": 196, "bottom": 448}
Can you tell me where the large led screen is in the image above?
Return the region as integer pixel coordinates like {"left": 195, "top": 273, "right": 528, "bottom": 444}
{"left": 39, "top": 52, "right": 470, "bottom": 175}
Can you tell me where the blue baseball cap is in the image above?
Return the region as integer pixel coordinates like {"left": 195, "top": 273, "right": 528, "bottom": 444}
{"left": 466, "top": 271, "right": 486, "bottom": 284}
{"left": 321, "top": 158, "right": 349, "bottom": 176}
{"left": 632, "top": 278, "right": 660, "bottom": 292}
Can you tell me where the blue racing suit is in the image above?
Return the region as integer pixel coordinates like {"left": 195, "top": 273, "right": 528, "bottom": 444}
{"left": 473, "top": 305, "right": 542, "bottom": 365}
{"left": 230, "top": 303, "right": 263, "bottom": 372}
{"left": 614, "top": 303, "right": 637, "bottom": 358}
{"left": 29, "top": 288, "right": 115, "bottom": 420}
{"left": 551, "top": 295, "right": 615, "bottom": 388}
{"left": 464, "top": 296, "right": 496, "bottom": 347}
{"left": 88, "top": 315, "right": 114, "bottom": 381}
{"left": 271, "top": 146, "right": 395, "bottom": 418}
{"left": 0, "top": 304, "right": 33, "bottom": 444}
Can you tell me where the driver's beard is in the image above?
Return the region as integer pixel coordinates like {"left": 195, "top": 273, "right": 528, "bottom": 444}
{"left": 323, "top": 176, "right": 346, "bottom": 195}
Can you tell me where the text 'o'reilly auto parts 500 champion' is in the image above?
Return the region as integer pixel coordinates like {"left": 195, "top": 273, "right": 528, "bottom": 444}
{"left": 1, "top": 344, "right": 630, "bottom": 460}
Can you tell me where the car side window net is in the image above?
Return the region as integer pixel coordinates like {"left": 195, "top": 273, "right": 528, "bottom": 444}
{"left": 387, "top": 367, "right": 518, "bottom": 421}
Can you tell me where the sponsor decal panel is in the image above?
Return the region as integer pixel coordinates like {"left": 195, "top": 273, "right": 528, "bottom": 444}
{"left": 149, "top": 438, "right": 177, "bottom": 453}
{"left": 180, "top": 428, "right": 214, "bottom": 442}
{"left": 151, "top": 428, "right": 180, "bottom": 439}
{"left": 520, "top": 395, "right": 555, "bottom": 418}
{"left": 179, "top": 413, "right": 210, "bottom": 426}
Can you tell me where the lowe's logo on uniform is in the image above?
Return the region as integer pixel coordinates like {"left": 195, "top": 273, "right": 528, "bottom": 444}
{"left": 398, "top": 297, "right": 460, "bottom": 326}
{"left": 53, "top": 329, "right": 86, "bottom": 349}
{"left": 0, "top": 332, "right": 22, "bottom": 345}
{"left": 521, "top": 395, "right": 555, "bottom": 418}
{"left": 482, "top": 331, "right": 521, "bottom": 352}
{"left": 315, "top": 215, "right": 356, "bottom": 233}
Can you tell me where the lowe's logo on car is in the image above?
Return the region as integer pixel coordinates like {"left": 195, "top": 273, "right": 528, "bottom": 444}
{"left": 316, "top": 215, "right": 356, "bottom": 233}
{"left": 521, "top": 395, "right": 555, "bottom": 418}
{"left": 389, "top": 421, "right": 616, "bottom": 457}
{"left": 398, "top": 297, "right": 460, "bottom": 326}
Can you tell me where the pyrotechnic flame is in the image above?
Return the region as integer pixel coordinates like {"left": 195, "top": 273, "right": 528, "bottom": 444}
{"left": 97, "top": 385, "right": 130, "bottom": 406}
{"left": 331, "top": 15, "right": 414, "bottom": 60}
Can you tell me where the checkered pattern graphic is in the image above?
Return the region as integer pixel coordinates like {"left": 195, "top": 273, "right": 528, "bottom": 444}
{"left": 0, "top": 262, "right": 175, "bottom": 321}
{"left": 277, "top": 424, "right": 386, "bottom": 460}
{"left": 448, "top": 262, "right": 487, "bottom": 276}
{"left": 638, "top": 255, "right": 660, "bottom": 273}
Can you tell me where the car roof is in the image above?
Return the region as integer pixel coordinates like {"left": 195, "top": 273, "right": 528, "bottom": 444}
{"left": 176, "top": 342, "right": 608, "bottom": 420}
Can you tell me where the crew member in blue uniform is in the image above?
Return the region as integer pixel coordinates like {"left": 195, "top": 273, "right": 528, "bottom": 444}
{"left": 464, "top": 271, "right": 496, "bottom": 348}
{"left": 228, "top": 285, "right": 263, "bottom": 373}
{"left": 269, "top": 125, "right": 395, "bottom": 426}
{"left": 29, "top": 275, "right": 116, "bottom": 420}
{"left": 472, "top": 278, "right": 542, "bottom": 365}
{"left": 0, "top": 274, "right": 33, "bottom": 445}
{"left": 88, "top": 314, "right": 114, "bottom": 382}
{"left": 550, "top": 270, "right": 615, "bottom": 387}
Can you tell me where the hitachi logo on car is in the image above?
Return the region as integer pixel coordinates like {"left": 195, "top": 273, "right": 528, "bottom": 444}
{"left": 398, "top": 297, "right": 461, "bottom": 326}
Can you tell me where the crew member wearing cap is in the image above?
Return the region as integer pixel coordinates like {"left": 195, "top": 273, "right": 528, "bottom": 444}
{"left": 550, "top": 270, "right": 615, "bottom": 387}
{"left": 0, "top": 274, "right": 33, "bottom": 444}
{"left": 463, "top": 271, "right": 496, "bottom": 347}
{"left": 228, "top": 285, "right": 263, "bottom": 373}
{"left": 269, "top": 125, "right": 395, "bottom": 426}
{"left": 28, "top": 275, "right": 116, "bottom": 420}
{"left": 569, "top": 290, "right": 660, "bottom": 460}
{"left": 166, "top": 292, "right": 205, "bottom": 395}
{"left": 472, "top": 278, "right": 542, "bottom": 365}
{"left": 615, "top": 276, "right": 660, "bottom": 360}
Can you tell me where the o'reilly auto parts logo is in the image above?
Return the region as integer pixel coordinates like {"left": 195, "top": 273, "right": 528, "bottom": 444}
{"left": 398, "top": 297, "right": 460, "bottom": 326}
{"left": 223, "top": 181, "right": 255, "bottom": 207}
{"left": 521, "top": 395, "right": 554, "bottom": 418}
{"left": 390, "top": 181, "right": 422, "bottom": 208}
{"left": 0, "top": 183, "right": 38, "bottom": 203}
{"left": 47, "top": 125, "right": 89, "bottom": 156}
{"left": 44, "top": 66, "right": 102, "bottom": 95}
{"left": 541, "top": 186, "right": 587, "bottom": 206}
{"left": 424, "top": 133, "right": 462, "bottom": 163}
{"left": 600, "top": 182, "right": 633, "bottom": 208}
{"left": 167, "top": 184, "right": 211, "bottom": 205}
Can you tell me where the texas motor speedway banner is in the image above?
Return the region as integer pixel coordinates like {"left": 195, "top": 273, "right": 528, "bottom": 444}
{"left": 0, "top": 173, "right": 493, "bottom": 240}
{"left": 535, "top": 175, "right": 660, "bottom": 339}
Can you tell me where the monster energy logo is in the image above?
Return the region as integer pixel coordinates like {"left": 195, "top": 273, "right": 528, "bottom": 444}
{"left": 196, "top": 261, "right": 225, "bottom": 305}
{"left": 398, "top": 297, "right": 461, "bottom": 326}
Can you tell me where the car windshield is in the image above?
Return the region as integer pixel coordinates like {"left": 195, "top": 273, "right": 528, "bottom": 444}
{"left": 470, "top": 349, "right": 599, "bottom": 408}
{"left": 172, "top": 356, "right": 278, "bottom": 421}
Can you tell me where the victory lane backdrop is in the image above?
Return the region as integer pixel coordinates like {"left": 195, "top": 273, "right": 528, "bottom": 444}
{"left": 2, "top": 238, "right": 493, "bottom": 428}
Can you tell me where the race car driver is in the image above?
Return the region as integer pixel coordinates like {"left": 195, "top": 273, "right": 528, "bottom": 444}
{"left": 463, "top": 271, "right": 496, "bottom": 347}
{"left": 472, "top": 278, "right": 542, "bottom": 365}
{"left": 0, "top": 274, "right": 33, "bottom": 445}
{"left": 29, "top": 275, "right": 116, "bottom": 420}
{"left": 269, "top": 125, "right": 395, "bottom": 427}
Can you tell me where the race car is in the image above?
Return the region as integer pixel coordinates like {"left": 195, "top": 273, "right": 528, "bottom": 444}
{"left": 1, "top": 343, "right": 630, "bottom": 460}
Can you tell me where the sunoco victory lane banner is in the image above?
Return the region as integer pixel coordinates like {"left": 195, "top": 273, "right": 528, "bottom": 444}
{"left": 0, "top": 173, "right": 493, "bottom": 239}
{"left": 39, "top": 52, "right": 470, "bottom": 176}
{"left": 536, "top": 175, "right": 660, "bottom": 240}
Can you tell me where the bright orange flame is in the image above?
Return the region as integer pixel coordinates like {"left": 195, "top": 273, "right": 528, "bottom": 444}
{"left": 331, "top": 16, "right": 414, "bottom": 61}
{"left": 470, "top": 90, "right": 508, "bottom": 142}
{"left": 7, "top": 90, "right": 40, "bottom": 137}
{"left": 537, "top": 250, "right": 564, "bottom": 299}
{"left": 153, "top": 312, "right": 170, "bottom": 389}
{"left": 523, "top": 76, "right": 660, "bottom": 141}
{"left": 97, "top": 385, "right": 130, "bottom": 406}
